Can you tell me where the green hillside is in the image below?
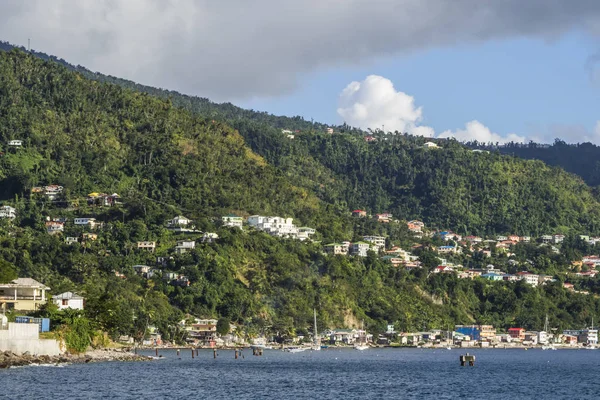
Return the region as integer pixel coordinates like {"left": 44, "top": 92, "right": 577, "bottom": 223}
{"left": 0, "top": 49, "right": 599, "bottom": 346}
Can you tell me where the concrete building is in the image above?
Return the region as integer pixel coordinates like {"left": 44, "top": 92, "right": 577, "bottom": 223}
{"left": 222, "top": 214, "right": 243, "bottom": 229}
{"left": 175, "top": 240, "right": 196, "bottom": 254}
{"left": 53, "top": 292, "right": 85, "bottom": 310}
{"left": 323, "top": 243, "right": 349, "bottom": 256}
{"left": 0, "top": 322, "right": 61, "bottom": 356}
{"left": 0, "top": 205, "right": 16, "bottom": 219}
{"left": 363, "top": 236, "right": 386, "bottom": 252}
{"left": 0, "top": 278, "right": 49, "bottom": 311}
{"left": 137, "top": 241, "right": 157, "bottom": 252}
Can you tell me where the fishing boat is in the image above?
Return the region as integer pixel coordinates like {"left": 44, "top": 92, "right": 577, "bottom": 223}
{"left": 311, "top": 308, "right": 321, "bottom": 351}
{"left": 354, "top": 321, "right": 369, "bottom": 351}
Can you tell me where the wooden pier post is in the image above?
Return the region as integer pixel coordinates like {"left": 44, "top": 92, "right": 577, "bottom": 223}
{"left": 155, "top": 348, "right": 159, "bottom": 357}
{"left": 196, "top": 349, "right": 199, "bottom": 357}
{"left": 235, "top": 350, "right": 238, "bottom": 359}
{"left": 213, "top": 348, "right": 217, "bottom": 359}
{"left": 177, "top": 349, "right": 180, "bottom": 357}
{"left": 192, "top": 348, "right": 195, "bottom": 359}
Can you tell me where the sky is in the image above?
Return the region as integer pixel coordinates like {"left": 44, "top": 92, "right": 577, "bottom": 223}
{"left": 1, "top": 0, "right": 599, "bottom": 144}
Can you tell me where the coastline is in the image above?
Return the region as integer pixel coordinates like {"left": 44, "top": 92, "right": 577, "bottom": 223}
{"left": 0, "top": 349, "right": 151, "bottom": 369}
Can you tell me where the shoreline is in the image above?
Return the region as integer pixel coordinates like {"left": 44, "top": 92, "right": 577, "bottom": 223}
{"left": 0, "top": 349, "right": 151, "bottom": 369}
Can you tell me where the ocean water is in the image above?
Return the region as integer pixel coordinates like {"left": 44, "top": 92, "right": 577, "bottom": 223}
{"left": 1, "top": 348, "right": 599, "bottom": 399}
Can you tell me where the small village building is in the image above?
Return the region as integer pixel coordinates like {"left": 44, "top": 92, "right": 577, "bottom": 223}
{"left": 508, "top": 328, "right": 526, "bottom": 341}
{"left": 0, "top": 205, "right": 16, "bottom": 219}
{"left": 168, "top": 215, "right": 192, "bottom": 227}
{"left": 407, "top": 220, "right": 424, "bottom": 233}
{"left": 74, "top": 218, "right": 100, "bottom": 229}
{"left": 202, "top": 233, "right": 219, "bottom": 243}
{"left": 352, "top": 209, "right": 367, "bottom": 218}
{"left": 325, "top": 128, "right": 334, "bottom": 134}
{"left": 373, "top": 213, "right": 393, "bottom": 223}
{"left": 363, "top": 235, "right": 386, "bottom": 251}
{"left": 517, "top": 272, "right": 540, "bottom": 286}
{"left": 423, "top": 141, "right": 439, "bottom": 149}
{"left": 481, "top": 272, "right": 503, "bottom": 281}
{"left": 323, "top": 243, "right": 349, "bottom": 256}
{"left": 222, "top": 214, "right": 243, "bottom": 229}
{"left": 137, "top": 241, "right": 157, "bottom": 252}
{"left": 65, "top": 237, "right": 79, "bottom": 245}
{"left": 82, "top": 232, "right": 98, "bottom": 241}
{"left": 45, "top": 221, "right": 64, "bottom": 235}
{"left": 0, "top": 278, "right": 49, "bottom": 311}
{"left": 297, "top": 227, "right": 316, "bottom": 241}
{"left": 8, "top": 140, "right": 23, "bottom": 147}
{"left": 180, "top": 317, "right": 218, "bottom": 346}
{"left": 175, "top": 240, "right": 196, "bottom": 254}
{"left": 52, "top": 292, "right": 85, "bottom": 310}
{"left": 350, "top": 242, "right": 371, "bottom": 257}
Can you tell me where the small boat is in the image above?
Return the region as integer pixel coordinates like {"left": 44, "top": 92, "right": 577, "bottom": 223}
{"left": 284, "top": 347, "right": 309, "bottom": 353}
{"left": 354, "top": 344, "right": 369, "bottom": 351}
{"left": 541, "top": 345, "right": 556, "bottom": 350}
{"left": 446, "top": 347, "right": 452, "bottom": 350}
{"left": 320, "top": 345, "right": 329, "bottom": 349}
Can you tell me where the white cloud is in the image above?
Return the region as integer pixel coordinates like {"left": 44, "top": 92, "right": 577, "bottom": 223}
{"left": 1, "top": 1, "right": 600, "bottom": 100}
{"left": 439, "top": 121, "right": 526, "bottom": 144}
{"left": 337, "top": 75, "right": 524, "bottom": 143}
{"left": 337, "top": 75, "right": 433, "bottom": 136}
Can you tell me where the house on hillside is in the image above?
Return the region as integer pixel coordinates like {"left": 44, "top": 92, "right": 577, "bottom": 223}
{"left": 363, "top": 236, "right": 386, "bottom": 252}
{"left": 8, "top": 140, "right": 23, "bottom": 147}
{"left": 53, "top": 292, "right": 85, "bottom": 310}
{"left": 323, "top": 243, "right": 349, "bottom": 256}
{"left": 350, "top": 242, "right": 371, "bottom": 257}
{"left": 175, "top": 240, "right": 196, "bottom": 254}
{"left": 137, "top": 241, "right": 156, "bottom": 252}
{"left": 0, "top": 205, "right": 16, "bottom": 219}
{"left": 168, "top": 215, "right": 192, "bottom": 228}
{"left": 74, "top": 218, "right": 101, "bottom": 229}
{"left": 0, "top": 278, "right": 49, "bottom": 311}
{"left": 45, "top": 221, "right": 64, "bottom": 235}
{"left": 352, "top": 210, "right": 367, "bottom": 218}
{"left": 222, "top": 214, "right": 243, "bottom": 229}
{"left": 65, "top": 236, "right": 79, "bottom": 245}
{"left": 202, "top": 233, "right": 219, "bottom": 243}
{"left": 423, "top": 141, "right": 439, "bottom": 149}
{"left": 407, "top": 220, "right": 424, "bottom": 233}
{"left": 82, "top": 232, "right": 98, "bottom": 241}
{"left": 373, "top": 213, "right": 393, "bottom": 223}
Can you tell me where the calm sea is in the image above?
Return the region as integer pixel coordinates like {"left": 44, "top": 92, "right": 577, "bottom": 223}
{"left": 1, "top": 348, "right": 599, "bottom": 399}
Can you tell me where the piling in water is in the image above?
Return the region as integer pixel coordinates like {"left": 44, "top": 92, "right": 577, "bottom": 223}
{"left": 460, "top": 353, "right": 475, "bottom": 366}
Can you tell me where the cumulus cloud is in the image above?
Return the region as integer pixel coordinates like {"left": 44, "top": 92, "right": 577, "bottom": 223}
{"left": 439, "top": 121, "right": 526, "bottom": 144}
{"left": 337, "top": 75, "right": 433, "bottom": 136}
{"left": 0, "top": 0, "right": 600, "bottom": 100}
{"left": 337, "top": 75, "right": 525, "bottom": 143}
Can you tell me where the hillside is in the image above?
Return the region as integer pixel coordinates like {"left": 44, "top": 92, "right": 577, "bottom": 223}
{"left": 0, "top": 49, "right": 599, "bottom": 345}
{"left": 3, "top": 42, "right": 599, "bottom": 236}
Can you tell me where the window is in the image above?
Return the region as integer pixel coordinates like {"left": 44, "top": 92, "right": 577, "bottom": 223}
{"left": 62, "top": 299, "right": 68, "bottom": 306}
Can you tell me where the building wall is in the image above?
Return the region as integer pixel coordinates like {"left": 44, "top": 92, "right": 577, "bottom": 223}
{"left": 0, "top": 323, "right": 61, "bottom": 356}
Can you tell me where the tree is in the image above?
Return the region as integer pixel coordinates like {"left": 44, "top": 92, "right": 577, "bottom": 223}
{"left": 216, "top": 317, "right": 230, "bottom": 336}
{"left": 0, "top": 259, "right": 17, "bottom": 283}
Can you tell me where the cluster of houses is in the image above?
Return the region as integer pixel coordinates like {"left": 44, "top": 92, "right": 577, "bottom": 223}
{"left": 246, "top": 215, "right": 316, "bottom": 241}
{"left": 0, "top": 278, "right": 84, "bottom": 313}
{"left": 31, "top": 185, "right": 64, "bottom": 201}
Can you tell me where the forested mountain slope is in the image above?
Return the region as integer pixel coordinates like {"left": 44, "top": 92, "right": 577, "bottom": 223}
{"left": 0, "top": 48, "right": 599, "bottom": 344}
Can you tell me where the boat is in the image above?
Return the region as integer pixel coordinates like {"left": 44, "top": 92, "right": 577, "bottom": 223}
{"left": 446, "top": 347, "right": 452, "bottom": 350}
{"left": 541, "top": 345, "right": 556, "bottom": 350}
{"left": 284, "top": 347, "right": 309, "bottom": 353}
{"left": 311, "top": 308, "right": 321, "bottom": 351}
{"left": 354, "top": 320, "right": 369, "bottom": 351}
{"left": 541, "top": 314, "right": 556, "bottom": 350}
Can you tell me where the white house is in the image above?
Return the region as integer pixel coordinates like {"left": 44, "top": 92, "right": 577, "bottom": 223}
{"left": 222, "top": 214, "right": 243, "bottom": 229}
{"left": 363, "top": 236, "right": 386, "bottom": 251}
{"left": 175, "top": 240, "right": 196, "bottom": 254}
{"left": 53, "top": 292, "right": 84, "bottom": 310}
{"left": 45, "top": 221, "right": 64, "bottom": 235}
{"left": 74, "top": 218, "right": 99, "bottom": 229}
{"left": 0, "top": 205, "right": 16, "bottom": 219}
{"left": 202, "top": 233, "right": 219, "bottom": 243}
{"left": 168, "top": 215, "right": 192, "bottom": 227}
{"left": 423, "top": 142, "right": 439, "bottom": 149}
{"left": 8, "top": 140, "right": 23, "bottom": 147}
{"left": 65, "top": 237, "right": 79, "bottom": 245}
{"left": 247, "top": 215, "right": 315, "bottom": 240}
{"left": 350, "top": 242, "right": 371, "bottom": 257}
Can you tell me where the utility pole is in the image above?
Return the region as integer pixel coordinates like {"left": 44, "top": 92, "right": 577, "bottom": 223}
{"left": 28, "top": 38, "right": 30, "bottom": 52}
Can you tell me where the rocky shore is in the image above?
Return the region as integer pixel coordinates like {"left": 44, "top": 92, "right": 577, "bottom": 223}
{"left": 0, "top": 349, "right": 151, "bottom": 369}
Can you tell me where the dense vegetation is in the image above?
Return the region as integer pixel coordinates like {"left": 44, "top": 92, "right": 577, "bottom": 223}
{"left": 0, "top": 48, "right": 600, "bottom": 345}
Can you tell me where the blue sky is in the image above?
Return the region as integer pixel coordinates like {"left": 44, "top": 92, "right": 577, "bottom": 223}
{"left": 240, "top": 31, "right": 599, "bottom": 143}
